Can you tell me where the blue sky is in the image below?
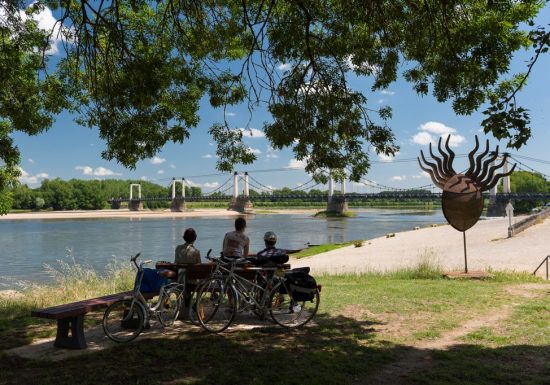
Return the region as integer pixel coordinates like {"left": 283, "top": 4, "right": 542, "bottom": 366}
{"left": 12, "top": 5, "right": 550, "bottom": 194}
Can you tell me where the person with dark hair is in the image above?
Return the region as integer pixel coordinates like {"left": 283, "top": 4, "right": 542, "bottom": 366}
{"left": 175, "top": 228, "right": 201, "bottom": 264}
{"left": 250, "top": 231, "right": 289, "bottom": 266}
{"left": 222, "top": 217, "right": 250, "bottom": 258}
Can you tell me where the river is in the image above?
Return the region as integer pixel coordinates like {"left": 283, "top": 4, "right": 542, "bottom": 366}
{"left": 0, "top": 209, "right": 446, "bottom": 288}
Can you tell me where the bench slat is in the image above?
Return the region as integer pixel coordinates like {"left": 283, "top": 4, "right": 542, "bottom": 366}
{"left": 32, "top": 291, "right": 157, "bottom": 320}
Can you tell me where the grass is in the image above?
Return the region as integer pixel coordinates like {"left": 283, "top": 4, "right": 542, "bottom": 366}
{"left": 1, "top": 260, "right": 548, "bottom": 385}
{"left": 291, "top": 242, "right": 353, "bottom": 258}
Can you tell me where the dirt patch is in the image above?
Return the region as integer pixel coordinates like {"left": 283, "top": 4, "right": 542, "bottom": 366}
{"left": 505, "top": 283, "right": 549, "bottom": 298}
{"left": 360, "top": 283, "right": 549, "bottom": 384}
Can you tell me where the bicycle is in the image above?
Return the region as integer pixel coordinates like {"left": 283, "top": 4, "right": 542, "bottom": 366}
{"left": 193, "top": 255, "right": 319, "bottom": 333}
{"left": 103, "top": 253, "right": 186, "bottom": 343}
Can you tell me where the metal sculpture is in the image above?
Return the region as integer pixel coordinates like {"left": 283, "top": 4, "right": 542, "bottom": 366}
{"left": 418, "top": 135, "right": 516, "bottom": 273}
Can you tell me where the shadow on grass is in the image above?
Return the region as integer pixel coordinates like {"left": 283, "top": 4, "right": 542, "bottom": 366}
{"left": 0, "top": 313, "right": 548, "bottom": 385}
{"left": 0, "top": 302, "right": 56, "bottom": 351}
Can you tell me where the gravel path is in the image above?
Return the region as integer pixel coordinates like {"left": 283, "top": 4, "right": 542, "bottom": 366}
{"left": 291, "top": 217, "right": 550, "bottom": 275}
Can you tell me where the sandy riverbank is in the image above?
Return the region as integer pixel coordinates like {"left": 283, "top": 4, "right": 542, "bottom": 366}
{"left": 291, "top": 216, "right": 550, "bottom": 276}
{"left": 0, "top": 208, "right": 321, "bottom": 220}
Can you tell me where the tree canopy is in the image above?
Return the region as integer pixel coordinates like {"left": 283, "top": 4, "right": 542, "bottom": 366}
{"left": 1, "top": 0, "right": 549, "bottom": 213}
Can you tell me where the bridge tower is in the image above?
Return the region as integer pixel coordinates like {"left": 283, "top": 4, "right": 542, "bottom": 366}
{"left": 170, "top": 178, "right": 187, "bottom": 212}
{"left": 128, "top": 183, "right": 143, "bottom": 211}
{"left": 228, "top": 172, "right": 254, "bottom": 213}
{"left": 326, "top": 174, "right": 348, "bottom": 215}
{"left": 487, "top": 155, "right": 512, "bottom": 217}
{"left": 110, "top": 197, "right": 122, "bottom": 209}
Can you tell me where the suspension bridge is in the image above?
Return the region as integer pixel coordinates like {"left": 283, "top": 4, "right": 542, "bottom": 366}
{"left": 108, "top": 153, "right": 550, "bottom": 215}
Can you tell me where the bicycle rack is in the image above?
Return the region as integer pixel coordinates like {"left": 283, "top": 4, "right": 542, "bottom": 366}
{"left": 533, "top": 255, "right": 549, "bottom": 280}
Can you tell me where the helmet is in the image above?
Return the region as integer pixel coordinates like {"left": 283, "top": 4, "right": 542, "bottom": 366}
{"left": 263, "top": 231, "right": 277, "bottom": 243}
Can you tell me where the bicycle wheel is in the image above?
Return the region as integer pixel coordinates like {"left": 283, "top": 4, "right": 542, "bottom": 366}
{"left": 269, "top": 286, "right": 320, "bottom": 328}
{"left": 159, "top": 286, "right": 183, "bottom": 327}
{"left": 196, "top": 278, "right": 237, "bottom": 333}
{"left": 103, "top": 299, "right": 145, "bottom": 342}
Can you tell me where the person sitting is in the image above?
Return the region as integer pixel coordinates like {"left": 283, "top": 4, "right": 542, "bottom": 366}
{"left": 222, "top": 217, "right": 250, "bottom": 260}
{"left": 175, "top": 228, "right": 201, "bottom": 264}
{"left": 250, "top": 231, "right": 289, "bottom": 266}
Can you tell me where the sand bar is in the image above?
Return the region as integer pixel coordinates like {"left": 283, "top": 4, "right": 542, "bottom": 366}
{"left": 291, "top": 216, "right": 550, "bottom": 276}
{"left": 0, "top": 208, "right": 321, "bottom": 220}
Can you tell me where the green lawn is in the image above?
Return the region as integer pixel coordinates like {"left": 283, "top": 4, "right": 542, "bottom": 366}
{"left": 0, "top": 268, "right": 548, "bottom": 385}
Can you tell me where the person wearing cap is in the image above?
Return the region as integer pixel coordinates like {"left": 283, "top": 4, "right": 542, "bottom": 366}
{"left": 175, "top": 228, "right": 201, "bottom": 264}
{"left": 251, "top": 231, "right": 289, "bottom": 265}
{"left": 222, "top": 217, "right": 250, "bottom": 259}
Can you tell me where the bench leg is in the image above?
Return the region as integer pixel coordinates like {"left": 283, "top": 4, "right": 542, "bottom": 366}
{"left": 54, "top": 315, "right": 87, "bottom": 349}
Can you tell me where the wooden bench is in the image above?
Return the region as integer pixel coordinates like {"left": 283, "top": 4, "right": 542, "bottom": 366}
{"left": 31, "top": 291, "right": 156, "bottom": 349}
{"left": 32, "top": 263, "right": 291, "bottom": 349}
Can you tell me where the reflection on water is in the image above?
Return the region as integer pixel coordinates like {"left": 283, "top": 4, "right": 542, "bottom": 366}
{"left": 0, "top": 209, "right": 446, "bottom": 287}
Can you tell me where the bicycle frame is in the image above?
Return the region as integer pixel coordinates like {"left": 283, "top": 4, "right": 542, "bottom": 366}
{"left": 207, "top": 258, "right": 286, "bottom": 314}
{"left": 125, "top": 255, "right": 185, "bottom": 327}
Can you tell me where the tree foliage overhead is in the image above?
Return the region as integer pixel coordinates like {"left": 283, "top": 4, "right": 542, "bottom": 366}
{"left": 0, "top": 0, "right": 549, "bottom": 213}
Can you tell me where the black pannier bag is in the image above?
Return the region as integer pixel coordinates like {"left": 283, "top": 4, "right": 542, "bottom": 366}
{"left": 284, "top": 270, "right": 317, "bottom": 301}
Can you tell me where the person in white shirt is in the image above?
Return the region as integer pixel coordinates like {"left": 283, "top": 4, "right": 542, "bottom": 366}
{"left": 222, "top": 217, "right": 250, "bottom": 259}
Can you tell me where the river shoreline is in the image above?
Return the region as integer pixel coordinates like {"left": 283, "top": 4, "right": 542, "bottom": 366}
{"left": 0, "top": 208, "right": 320, "bottom": 220}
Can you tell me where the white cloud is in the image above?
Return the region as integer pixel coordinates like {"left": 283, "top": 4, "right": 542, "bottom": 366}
{"left": 157, "top": 169, "right": 165, "bottom": 175}
{"left": 381, "top": 90, "right": 395, "bottom": 96}
{"left": 419, "top": 121, "right": 455, "bottom": 136}
{"left": 391, "top": 176, "right": 406, "bottom": 181}
{"left": 377, "top": 99, "right": 385, "bottom": 104}
{"left": 169, "top": 164, "right": 176, "bottom": 169}
{"left": 75, "top": 165, "right": 121, "bottom": 176}
{"left": 266, "top": 146, "right": 279, "bottom": 159}
{"left": 208, "top": 142, "right": 214, "bottom": 146}
{"left": 185, "top": 179, "right": 200, "bottom": 187}
{"left": 377, "top": 151, "right": 399, "bottom": 162}
{"left": 150, "top": 156, "right": 166, "bottom": 165}
{"left": 225, "top": 111, "right": 236, "bottom": 117}
{"left": 238, "top": 128, "right": 265, "bottom": 138}
{"left": 94, "top": 167, "right": 121, "bottom": 176}
{"left": 248, "top": 147, "right": 262, "bottom": 155}
{"left": 277, "top": 63, "right": 291, "bottom": 71}
{"left": 414, "top": 122, "right": 467, "bottom": 148}
{"left": 140, "top": 176, "right": 148, "bottom": 181}
{"left": 28, "top": 158, "right": 35, "bottom": 164}
{"left": 75, "top": 166, "right": 93, "bottom": 175}
{"left": 412, "top": 131, "right": 434, "bottom": 146}
{"left": 344, "top": 55, "right": 381, "bottom": 74}
{"left": 202, "top": 154, "right": 213, "bottom": 159}
{"left": 1, "top": 4, "right": 69, "bottom": 55}
{"left": 287, "top": 158, "right": 307, "bottom": 169}
{"left": 203, "top": 182, "right": 220, "bottom": 189}
{"left": 412, "top": 171, "right": 430, "bottom": 179}
{"left": 18, "top": 168, "right": 48, "bottom": 185}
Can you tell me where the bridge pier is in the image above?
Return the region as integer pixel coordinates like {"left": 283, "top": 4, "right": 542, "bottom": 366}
{"left": 325, "top": 175, "right": 348, "bottom": 215}
{"left": 228, "top": 172, "right": 254, "bottom": 213}
{"left": 171, "top": 197, "right": 186, "bottom": 212}
{"left": 128, "top": 199, "right": 143, "bottom": 211}
{"left": 170, "top": 178, "right": 187, "bottom": 212}
{"left": 486, "top": 156, "right": 511, "bottom": 217}
{"left": 129, "top": 183, "right": 142, "bottom": 211}
{"left": 229, "top": 196, "right": 254, "bottom": 213}
{"left": 326, "top": 196, "right": 349, "bottom": 215}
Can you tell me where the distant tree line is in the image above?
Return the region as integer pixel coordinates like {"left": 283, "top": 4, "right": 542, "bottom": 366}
{"left": 9, "top": 179, "right": 202, "bottom": 211}
{"left": 498, "top": 171, "right": 550, "bottom": 213}
{"left": 7, "top": 171, "right": 547, "bottom": 212}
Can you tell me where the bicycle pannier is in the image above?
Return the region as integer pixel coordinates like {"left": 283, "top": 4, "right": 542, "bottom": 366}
{"left": 284, "top": 271, "right": 317, "bottom": 301}
{"left": 136, "top": 268, "right": 169, "bottom": 293}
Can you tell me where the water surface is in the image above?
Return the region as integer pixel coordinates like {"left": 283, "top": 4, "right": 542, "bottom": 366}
{"left": 0, "top": 209, "right": 446, "bottom": 288}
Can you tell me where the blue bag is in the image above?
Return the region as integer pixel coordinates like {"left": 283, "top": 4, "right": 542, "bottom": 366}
{"left": 136, "top": 268, "right": 169, "bottom": 293}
